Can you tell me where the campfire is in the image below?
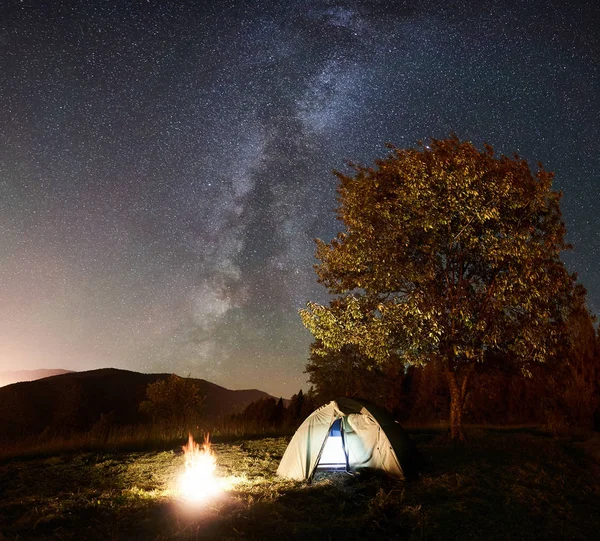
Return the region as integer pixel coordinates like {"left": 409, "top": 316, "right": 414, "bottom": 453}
{"left": 178, "top": 433, "right": 221, "bottom": 502}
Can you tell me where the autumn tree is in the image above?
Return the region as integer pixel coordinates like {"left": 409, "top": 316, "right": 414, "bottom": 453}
{"left": 301, "top": 136, "right": 577, "bottom": 440}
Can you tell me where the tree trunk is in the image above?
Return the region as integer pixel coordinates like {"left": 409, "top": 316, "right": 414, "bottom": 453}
{"left": 448, "top": 380, "right": 465, "bottom": 441}
{"left": 445, "top": 366, "right": 473, "bottom": 442}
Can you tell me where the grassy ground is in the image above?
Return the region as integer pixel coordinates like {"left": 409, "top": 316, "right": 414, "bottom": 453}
{"left": 1, "top": 429, "right": 599, "bottom": 540}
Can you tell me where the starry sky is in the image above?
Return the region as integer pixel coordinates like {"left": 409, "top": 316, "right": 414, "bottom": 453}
{"left": 1, "top": 0, "right": 598, "bottom": 397}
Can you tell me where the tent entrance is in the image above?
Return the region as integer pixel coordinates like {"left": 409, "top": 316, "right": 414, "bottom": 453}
{"left": 316, "top": 418, "right": 347, "bottom": 471}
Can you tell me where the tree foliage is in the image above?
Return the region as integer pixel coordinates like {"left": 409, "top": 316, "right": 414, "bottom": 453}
{"left": 541, "top": 285, "right": 600, "bottom": 430}
{"left": 139, "top": 374, "right": 205, "bottom": 429}
{"left": 306, "top": 341, "right": 408, "bottom": 414}
{"left": 301, "top": 136, "right": 578, "bottom": 439}
{"left": 229, "top": 391, "right": 316, "bottom": 433}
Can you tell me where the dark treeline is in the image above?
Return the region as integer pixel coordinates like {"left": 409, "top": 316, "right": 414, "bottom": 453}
{"left": 223, "top": 390, "right": 317, "bottom": 435}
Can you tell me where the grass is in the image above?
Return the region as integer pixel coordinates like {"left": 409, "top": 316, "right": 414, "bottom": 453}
{"left": 1, "top": 429, "right": 599, "bottom": 540}
{"left": 0, "top": 422, "right": 296, "bottom": 463}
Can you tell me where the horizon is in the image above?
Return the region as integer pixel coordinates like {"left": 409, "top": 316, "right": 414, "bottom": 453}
{"left": 0, "top": 367, "right": 295, "bottom": 398}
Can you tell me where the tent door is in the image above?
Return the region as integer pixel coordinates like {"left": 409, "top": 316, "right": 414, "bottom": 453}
{"left": 316, "top": 418, "right": 348, "bottom": 471}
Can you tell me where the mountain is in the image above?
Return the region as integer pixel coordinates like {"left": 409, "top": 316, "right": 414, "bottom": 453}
{"left": 0, "top": 369, "right": 73, "bottom": 388}
{"left": 0, "top": 368, "right": 274, "bottom": 444}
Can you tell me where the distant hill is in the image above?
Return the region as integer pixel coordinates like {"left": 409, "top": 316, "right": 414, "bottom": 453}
{"left": 0, "top": 369, "right": 73, "bottom": 388}
{"left": 0, "top": 368, "right": 273, "bottom": 444}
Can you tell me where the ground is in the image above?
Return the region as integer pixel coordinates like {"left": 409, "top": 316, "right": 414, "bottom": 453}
{"left": 1, "top": 429, "right": 599, "bottom": 540}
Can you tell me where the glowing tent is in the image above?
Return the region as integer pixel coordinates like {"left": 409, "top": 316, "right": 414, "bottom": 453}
{"left": 277, "top": 397, "right": 420, "bottom": 481}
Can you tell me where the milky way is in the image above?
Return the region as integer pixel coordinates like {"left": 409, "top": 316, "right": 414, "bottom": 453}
{"left": 1, "top": 0, "right": 599, "bottom": 396}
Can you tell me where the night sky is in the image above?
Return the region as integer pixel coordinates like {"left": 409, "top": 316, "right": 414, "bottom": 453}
{"left": 1, "top": 0, "right": 598, "bottom": 397}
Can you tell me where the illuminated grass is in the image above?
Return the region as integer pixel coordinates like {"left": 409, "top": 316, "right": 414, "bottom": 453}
{"left": 0, "top": 431, "right": 599, "bottom": 540}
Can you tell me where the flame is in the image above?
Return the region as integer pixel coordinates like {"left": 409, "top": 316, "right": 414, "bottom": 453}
{"left": 178, "top": 433, "right": 221, "bottom": 502}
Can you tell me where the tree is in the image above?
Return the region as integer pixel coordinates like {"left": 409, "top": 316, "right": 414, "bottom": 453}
{"left": 139, "top": 374, "right": 205, "bottom": 429}
{"left": 300, "top": 136, "right": 577, "bottom": 440}
{"left": 541, "top": 285, "right": 599, "bottom": 430}
{"left": 287, "top": 389, "right": 317, "bottom": 424}
{"left": 273, "top": 397, "right": 285, "bottom": 426}
{"left": 288, "top": 389, "right": 306, "bottom": 421}
{"left": 306, "top": 340, "right": 407, "bottom": 414}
